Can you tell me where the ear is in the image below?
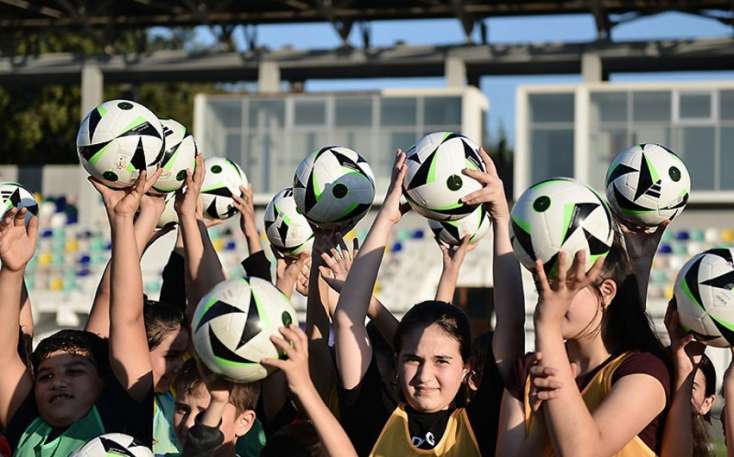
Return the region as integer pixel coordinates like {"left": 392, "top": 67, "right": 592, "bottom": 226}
{"left": 233, "top": 409, "right": 256, "bottom": 438}
{"left": 599, "top": 278, "right": 617, "bottom": 307}
{"left": 700, "top": 394, "right": 716, "bottom": 416}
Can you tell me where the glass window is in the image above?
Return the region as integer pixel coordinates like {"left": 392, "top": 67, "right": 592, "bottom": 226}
{"left": 248, "top": 99, "right": 285, "bottom": 129}
{"left": 720, "top": 127, "right": 734, "bottom": 189}
{"left": 530, "top": 129, "right": 574, "bottom": 183}
{"left": 529, "top": 93, "right": 574, "bottom": 124}
{"left": 721, "top": 91, "right": 734, "bottom": 120}
{"left": 678, "top": 126, "right": 715, "bottom": 190}
{"left": 630, "top": 125, "right": 672, "bottom": 148}
{"left": 334, "top": 129, "right": 372, "bottom": 158}
{"left": 589, "top": 128, "right": 628, "bottom": 190}
{"left": 632, "top": 91, "right": 671, "bottom": 122}
{"left": 225, "top": 133, "right": 242, "bottom": 165}
{"left": 679, "top": 93, "right": 712, "bottom": 119}
{"left": 294, "top": 100, "right": 327, "bottom": 126}
{"left": 208, "top": 99, "right": 242, "bottom": 129}
{"left": 381, "top": 98, "right": 417, "bottom": 127}
{"left": 335, "top": 97, "right": 373, "bottom": 127}
{"left": 424, "top": 97, "right": 462, "bottom": 126}
{"left": 590, "top": 92, "right": 627, "bottom": 125}
{"left": 291, "top": 131, "right": 329, "bottom": 158}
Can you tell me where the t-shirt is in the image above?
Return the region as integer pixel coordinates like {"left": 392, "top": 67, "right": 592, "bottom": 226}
{"left": 241, "top": 251, "right": 272, "bottom": 282}
{"left": 160, "top": 250, "right": 186, "bottom": 311}
{"left": 4, "top": 372, "right": 153, "bottom": 455}
{"left": 339, "top": 334, "right": 504, "bottom": 457}
{"left": 508, "top": 351, "right": 671, "bottom": 453}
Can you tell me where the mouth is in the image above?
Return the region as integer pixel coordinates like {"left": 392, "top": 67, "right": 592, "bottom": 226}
{"left": 50, "top": 393, "right": 74, "bottom": 404}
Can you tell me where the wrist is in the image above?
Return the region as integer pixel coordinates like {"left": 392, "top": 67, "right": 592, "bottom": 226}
{"left": 534, "top": 316, "right": 562, "bottom": 335}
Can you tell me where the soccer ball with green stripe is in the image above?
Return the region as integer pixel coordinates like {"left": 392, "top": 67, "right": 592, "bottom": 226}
{"left": 76, "top": 99, "right": 164, "bottom": 189}
{"left": 293, "top": 146, "right": 375, "bottom": 229}
{"left": 606, "top": 143, "right": 690, "bottom": 228}
{"left": 150, "top": 119, "right": 198, "bottom": 195}
{"left": 674, "top": 248, "right": 734, "bottom": 348}
{"left": 265, "top": 188, "right": 314, "bottom": 258}
{"left": 1, "top": 182, "right": 38, "bottom": 219}
{"left": 428, "top": 204, "right": 491, "bottom": 246}
{"left": 509, "top": 178, "right": 614, "bottom": 275}
{"left": 192, "top": 277, "right": 298, "bottom": 382}
{"left": 403, "top": 132, "right": 485, "bottom": 221}
{"left": 70, "top": 433, "right": 152, "bottom": 457}
{"left": 200, "top": 157, "right": 248, "bottom": 220}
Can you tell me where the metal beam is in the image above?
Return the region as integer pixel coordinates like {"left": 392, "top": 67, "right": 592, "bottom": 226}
{"left": 1, "top": 37, "right": 733, "bottom": 86}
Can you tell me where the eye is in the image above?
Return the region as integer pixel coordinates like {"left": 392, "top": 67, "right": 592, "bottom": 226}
{"left": 38, "top": 373, "right": 53, "bottom": 381}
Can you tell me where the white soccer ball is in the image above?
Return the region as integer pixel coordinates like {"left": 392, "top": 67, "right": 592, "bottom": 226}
{"left": 76, "top": 99, "right": 164, "bottom": 189}
{"left": 428, "top": 204, "right": 491, "bottom": 246}
{"left": 606, "top": 143, "right": 690, "bottom": 227}
{"left": 264, "top": 188, "right": 314, "bottom": 258}
{"left": 157, "top": 193, "right": 178, "bottom": 229}
{"left": 674, "top": 248, "right": 734, "bottom": 347}
{"left": 200, "top": 157, "right": 248, "bottom": 220}
{"left": 293, "top": 146, "right": 375, "bottom": 229}
{"left": 510, "top": 178, "right": 614, "bottom": 275}
{"left": 192, "top": 277, "right": 298, "bottom": 382}
{"left": 151, "top": 119, "right": 198, "bottom": 195}
{"left": 1, "top": 182, "right": 38, "bottom": 219}
{"left": 403, "top": 132, "right": 485, "bottom": 221}
{"left": 69, "top": 433, "right": 152, "bottom": 457}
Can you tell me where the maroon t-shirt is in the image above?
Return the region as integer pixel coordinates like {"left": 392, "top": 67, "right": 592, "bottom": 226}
{"left": 508, "top": 351, "right": 670, "bottom": 453}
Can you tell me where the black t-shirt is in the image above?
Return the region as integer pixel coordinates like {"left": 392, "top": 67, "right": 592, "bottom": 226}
{"left": 241, "top": 251, "right": 272, "bottom": 282}
{"left": 160, "top": 250, "right": 186, "bottom": 311}
{"left": 339, "top": 334, "right": 504, "bottom": 457}
{"left": 4, "top": 372, "right": 153, "bottom": 451}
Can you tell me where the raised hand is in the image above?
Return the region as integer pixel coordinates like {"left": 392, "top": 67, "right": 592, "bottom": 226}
{"left": 319, "top": 237, "right": 359, "bottom": 286}
{"left": 664, "top": 298, "right": 706, "bottom": 382}
{"left": 533, "top": 250, "right": 605, "bottom": 326}
{"left": 90, "top": 170, "right": 162, "bottom": 219}
{"left": 261, "top": 326, "right": 314, "bottom": 397}
{"left": 439, "top": 236, "right": 475, "bottom": 276}
{"left": 275, "top": 252, "right": 310, "bottom": 298}
{"left": 0, "top": 209, "right": 39, "bottom": 272}
{"left": 620, "top": 221, "right": 669, "bottom": 263}
{"left": 174, "top": 153, "right": 205, "bottom": 219}
{"left": 381, "top": 149, "right": 409, "bottom": 224}
{"left": 527, "top": 352, "right": 577, "bottom": 412}
{"left": 232, "top": 185, "right": 258, "bottom": 238}
{"left": 460, "top": 147, "right": 509, "bottom": 222}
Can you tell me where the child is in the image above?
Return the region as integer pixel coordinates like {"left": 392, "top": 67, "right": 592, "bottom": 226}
{"left": 0, "top": 171, "right": 158, "bottom": 455}
{"left": 172, "top": 359, "right": 259, "bottom": 457}
{"left": 498, "top": 240, "right": 672, "bottom": 456}
{"left": 333, "top": 148, "right": 524, "bottom": 457}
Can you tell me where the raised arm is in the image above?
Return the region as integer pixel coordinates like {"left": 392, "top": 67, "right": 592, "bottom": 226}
{"left": 90, "top": 171, "right": 160, "bottom": 401}
{"left": 86, "top": 193, "right": 166, "bottom": 337}
{"left": 334, "top": 150, "right": 407, "bottom": 390}
{"left": 435, "top": 236, "right": 474, "bottom": 303}
{"left": 462, "top": 148, "right": 525, "bottom": 381}
{"left": 620, "top": 222, "right": 668, "bottom": 307}
{"left": 232, "top": 184, "right": 262, "bottom": 256}
{"left": 0, "top": 208, "right": 37, "bottom": 428}
{"left": 262, "top": 326, "right": 358, "bottom": 457}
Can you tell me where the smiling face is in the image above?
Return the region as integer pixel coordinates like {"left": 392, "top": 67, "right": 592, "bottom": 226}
{"left": 150, "top": 324, "right": 189, "bottom": 393}
{"left": 396, "top": 323, "right": 469, "bottom": 413}
{"left": 34, "top": 351, "right": 103, "bottom": 428}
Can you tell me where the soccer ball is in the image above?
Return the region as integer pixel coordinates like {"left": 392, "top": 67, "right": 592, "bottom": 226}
{"left": 606, "top": 144, "right": 690, "bottom": 227}
{"left": 674, "top": 248, "right": 734, "bottom": 347}
{"left": 157, "top": 193, "right": 178, "bottom": 229}
{"left": 77, "top": 99, "right": 164, "bottom": 189}
{"left": 151, "top": 119, "right": 198, "bottom": 194}
{"left": 428, "top": 204, "right": 491, "bottom": 246}
{"left": 293, "top": 146, "right": 375, "bottom": 229}
{"left": 69, "top": 433, "right": 152, "bottom": 457}
{"left": 192, "top": 277, "right": 298, "bottom": 382}
{"left": 1, "top": 182, "right": 38, "bottom": 219}
{"left": 264, "top": 188, "right": 314, "bottom": 258}
{"left": 403, "top": 132, "right": 485, "bottom": 221}
{"left": 510, "top": 178, "right": 614, "bottom": 275}
{"left": 200, "top": 157, "right": 248, "bottom": 220}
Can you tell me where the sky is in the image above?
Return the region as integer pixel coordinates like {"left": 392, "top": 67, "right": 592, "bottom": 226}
{"left": 186, "top": 11, "right": 734, "bottom": 145}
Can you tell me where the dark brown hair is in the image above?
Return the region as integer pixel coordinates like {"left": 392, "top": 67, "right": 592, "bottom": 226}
{"left": 144, "top": 299, "right": 186, "bottom": 350}
{"left": 173, "top": 358, "right": 260, "bottom": 414}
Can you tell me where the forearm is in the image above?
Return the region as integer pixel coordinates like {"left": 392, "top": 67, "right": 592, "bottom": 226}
{"left": 492, "top": 217, "right": 525, "bottom": 379}
{"left": 294, "top": 382, "right": 358, "bottom": 457}
{"left": 435, "top": 268, "right": 459, "bottom": 303}
{"left": 629, "top": 256, "right": 653, "bottom": 305}
{"left": 19, "top": 280, "right": 33, "bottom": 337}
{"left": 496, "top": 391, "right": 547, "bottom": 456}
{"left": 110, "top": 216, "right": 143, "bottom": 325}
{"left": 660, "top": 372, "right": 695, "bottom": 457}
{"left": 368, "top": 297, "right": 398, "bottom": 347}
{"left": 0, "top": 268, "right": 24, "bottom": 362}
{"left": 244, "top": 224, "right": 262, "bottom": 255}
{"left": 306, "top": 249, "right": 336, "bottom": 400}
{"left": 180, "top": 213, "right": 224, "bottom": 315}
{"left": 134, "top": 208, "right": 159, "bottom": 259}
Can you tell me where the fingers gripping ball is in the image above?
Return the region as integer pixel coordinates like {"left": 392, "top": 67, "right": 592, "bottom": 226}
{"left": 192, "top": 277, "right": 298, "bottom": 382}
{"left": 403, "top": 132, "right": 486, "bottom": 221}
{"left": 0, "top": 182, "right": 38, "bottom": 221}
{"left": 69, "top": 433, "right": 152, "bottom": 457}
{"left": 510, "top": 178, "right": 614, "bottom": 276}
{"left": 150, "top": 119, "right": 198, "bottom": 195}
{"left": 265, "top": 188, "right": 314, "bottom": 258}
{"left": 606, "top": 143, "right": 690, "bottom": 227}
{"left": 428, "top": 204, "right": 491, "bottom": 246}
{"left": 293, "top": 146, "right": 375, "bottom": 229}
{"left": 674, "top": 248, "right": 734, "bottom": 348}
{"left": 200, "top": 157, "right": 249, "bottom": 220}
{"left": 77, "top": 100, "right": 164, "bottom": 189}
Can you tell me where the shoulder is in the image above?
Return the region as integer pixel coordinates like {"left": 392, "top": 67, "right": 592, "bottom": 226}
{"left": 4, "top": 392, "right": 37, "bottom": 449}
{"left": 611, "top": 351, "right": 671, "bottom": 397}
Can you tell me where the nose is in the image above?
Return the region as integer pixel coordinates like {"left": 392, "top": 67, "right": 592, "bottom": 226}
{"left": 415, "top": 362, "right": 433, "bottom": 385}
{"left": 51, "top": 375, "right": 68, "bottom": 390}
